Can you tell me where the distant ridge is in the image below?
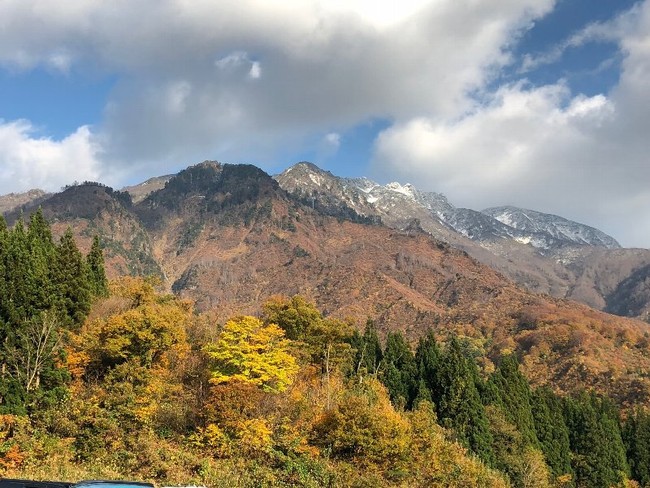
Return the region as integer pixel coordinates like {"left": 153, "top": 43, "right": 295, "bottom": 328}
{"left": 276, "top": 161, "right": 650, "bottom": 318}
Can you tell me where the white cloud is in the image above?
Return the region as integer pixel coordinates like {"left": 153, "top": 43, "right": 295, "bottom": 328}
{"left": 0, "top": 0, "right": 556, "bottom": 175}
{"left": 324, "top": 132, "right": 341, "bottom": 149}
{"left": 373, "top": 1, "right": 650, "bottom": 247}
{"left": 520, "top": 4, "right": 641, "bottom": 73}
{"left": 249, "top": 61, "right": 262, "bottom": 80}
{"left": 3, "top": 0, "right": 649, "bottom": 247}
{"left": 0, "top": 120, "right": 104, "bottom": 193}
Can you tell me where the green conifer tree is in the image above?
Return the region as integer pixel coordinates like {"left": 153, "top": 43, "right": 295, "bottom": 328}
{"left": 531, "top": 387, "right": 573, "bottom": 479}
{"left": 434, "top": 337, "right": 494, "bottom": 464}
{"left": 415, "top": 329, "right": 440, "bottom": 400}
{"left": 52, "top": 228, "right": 92, "bottom": 326}
{"left": 564, "top": 392, "right": 629, "bottom": 487}
{"left": 26, "top": 208, "right": 57, "bottom": 313}
{"left": 3, "top": 219, "right": 33, "bottom": 323}
{"left": 350, "top": 320, "right": 383, "bottom": 377}
{"left": 624, "top": 408, "right": 650, "bottom": 486}
{"left": 488, "top": 354, "right": 540, "bottom": 448}
{"left": 87, "top": 235, "right": 109, "bottom": 297}
{"left": 381, "top": 331, "right": 417, "bottom": 408}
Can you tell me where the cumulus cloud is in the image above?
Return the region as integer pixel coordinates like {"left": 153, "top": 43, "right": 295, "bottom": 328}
{"left": 0, "top": 120, "right": 104, "bottom": 194}
{"left": 520, "top": 4, "right": 641, "bottom": 73}
{"left": 373, "top": 0, "right": 650, "bottom": 247}
{"left": 0, "top": 0, "right": 555, "bottom": 175}
{"left": 1, "top": 0, "right": 648, "bottom": 246}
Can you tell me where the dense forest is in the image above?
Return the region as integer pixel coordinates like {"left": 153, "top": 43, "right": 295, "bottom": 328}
{"left": 1, "top": 213, "right": 650, "bottom": 487}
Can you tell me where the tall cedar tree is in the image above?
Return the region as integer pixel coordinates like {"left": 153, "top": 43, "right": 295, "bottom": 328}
{"left": 564, "top": 392, "right": 629, "bottom": 487}
{"left": 624, "top": 408, "right": 650, "bottom": 485}
{"left": 3, "top": 220, "right": 33, "bottom": 323}
{"left": 87, "top": 235, "right": 109, "bottom": 297}
{"left": 53, "top": 228, "right": 92, "bottom": 326}
{"left": 434, "top": 337, "right": 494, "bottom": 464}
{"left": 0, "top": 213, "right": 70, "bottom": 413}
{"left": 349, "top": 320, "right": 383, "bottom": 378}
{"left": 414, "top": 330, "right": 440, "bottom": 407}
{"left": 381, "top": 331, "right": 417, "bottom": 409}
{"left": 26, "top": 209, "right": 57, "bottom": 314}
{"left": 531, "top": 387, "right": 573, "bottom": 479}
{"left": 487, "top": 354, "right": 540, "bottom": 448}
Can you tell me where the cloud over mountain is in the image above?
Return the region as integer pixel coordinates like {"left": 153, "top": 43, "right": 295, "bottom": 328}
{"left": 0, "top": 0, "right": 648, "bottom": 247}
{"left": 372, "top": 1, "right": 650, "bottom": 247}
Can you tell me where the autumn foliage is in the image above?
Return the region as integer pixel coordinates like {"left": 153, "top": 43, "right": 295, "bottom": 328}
{"left": 1, "top": 208, "right": 649, "bottom": 487}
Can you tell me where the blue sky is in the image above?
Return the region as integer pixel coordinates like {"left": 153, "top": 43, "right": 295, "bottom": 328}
{"left": 0, "top": 0, "right": 649, "bottom": 247}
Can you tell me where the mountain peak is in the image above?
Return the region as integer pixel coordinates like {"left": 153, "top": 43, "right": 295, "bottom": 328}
{"left": 483, "top": 206, "right": 621, "bottom": 249}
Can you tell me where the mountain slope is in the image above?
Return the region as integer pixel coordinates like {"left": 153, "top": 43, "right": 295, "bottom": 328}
{"left": 276, "top": 162, "right": 650, "bottom": 318}
{"left": 483, "top": 206, "right": 620, "bottom": 249}
{"left": 123, "top": 163, "right": 650, "bottom": 405}
{"left": 0, "top": 188, "right": 49, "bottom": 214}
{"left": 5, "top": 160, "right": 650, "bottom": 406}
{"left": 5, "top": 182, "right": 160, "bottom": 278}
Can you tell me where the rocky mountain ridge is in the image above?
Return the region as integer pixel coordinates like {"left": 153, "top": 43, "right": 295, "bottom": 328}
{"left": 276, "top": 162, "right": 621, "bottom": 251}
{"left": 275, "top": 162, "right": 650, "bottom": 318}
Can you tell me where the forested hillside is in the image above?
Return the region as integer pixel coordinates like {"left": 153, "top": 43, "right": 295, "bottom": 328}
{"left": 1, "top": 214, "right": 650, "bottom": 487}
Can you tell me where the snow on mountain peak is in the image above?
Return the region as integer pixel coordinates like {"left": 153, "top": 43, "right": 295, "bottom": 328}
{"left": 386, "top": 182, "right": 415, "bottom": 198}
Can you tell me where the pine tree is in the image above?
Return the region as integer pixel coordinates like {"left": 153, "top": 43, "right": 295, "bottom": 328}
{"left": 52, "top": 228, "right": 92, "bottom": 326}
{"left": 26, "top": 208, "right": 57, "bottom": 313}
{"left": 488, "top": 354, "right": 540, "bottom": 448}
{"left": 531, "top": 387, "right": 573, "bottom": 479}
{"left": 564, "top": 392, "right": 629, "bottom": 487}
{"left": 624, "top": 408, "right": 650, "bottom": 485}
{"left": 415, "top": 329, "right": 440, "bottom": 401}
{"left": 87, "top": 235, "right": 109, "bottom": 297}
{"left": 3, "top": 219, "right": 33, "bottom": 323}
{"left": 381, "top": 331, "right": 417, "bottom": 409}
{"left": 350, "top": 320, "right": 383, "bottom": 378}
{"left": 0, "top": 216, "right": 8, "bottom": 322}
{"left": 434, "top": 337, "right": 494, "bottom": 464}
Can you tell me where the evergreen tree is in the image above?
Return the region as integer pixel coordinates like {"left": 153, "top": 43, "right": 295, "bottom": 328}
{"left": 350, "top": 320, "right": 383, "bottom": 377}
{"left": 27, "top": 208, "right": 53, "bottom": 245}
{"left": 531, "top": 387, "right": 573, "bottom": 479}
{"left": 26, "top": 208, "right": 57, "bottom": 314}
{"left": 3, "top": 219, "right": 33, "bottom": 323}
{"left": 434, "top": 337, "right": 494, "bottom": 464}
{"left": 381, "top": 331, "right": 417, "bottom": 409}
{"left": 52, "top": 228, "right": 92, "bottom": 326}
{"left": 624, "top": 408, "right": 650, "bottom": 486}
{"left": 412, "top": 378, "right": 433, "bottom": 407}
{"left": 0, "top": 215, "right": 8, "bottom": 323}
{"left": 414, "top": 329, "right": 440, "bottom": 397}
{"left": 564, "top": 392, "right": 629, "bottom": 487}
{"left": 87, "top": 235, "right": 109, "bottom": 297}
{"left": 488, "top": 354, "right": 540, "bottom": 448}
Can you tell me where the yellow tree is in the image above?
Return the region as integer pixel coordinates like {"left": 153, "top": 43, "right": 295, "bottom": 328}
{"left": 204, "top": 316, "right": 298, "bottom": 393}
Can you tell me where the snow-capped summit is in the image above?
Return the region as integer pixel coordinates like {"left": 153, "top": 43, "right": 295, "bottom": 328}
{"left": 483, "top": 206, "right": 620, "bottom": 249}
{"left": 275, "top": 162, "right": 620, "bottom": 252}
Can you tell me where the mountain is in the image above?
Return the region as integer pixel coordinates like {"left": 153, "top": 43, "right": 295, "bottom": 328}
{"left": 0, "top": 188, "right": 49, "bottom": 214}
{"left": 605, "top": 263, "right": 650, "bottom": 318}
{"left": 277, "top": 162, "right": 620, "bottom": 252}
{"left": 5, "top": 182, "right": 160, "bottom": 278}
{"left": 2, "top": 160, "right": 650, "bottom": 407}
{"left": 122, "top": 174, "right": 173, "bottom": 204}
{"left": 276, "top": 162, "right": 650, "bottom": 318}
{"left": 483, "top": 206, "right": 620, "bottom": 249}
